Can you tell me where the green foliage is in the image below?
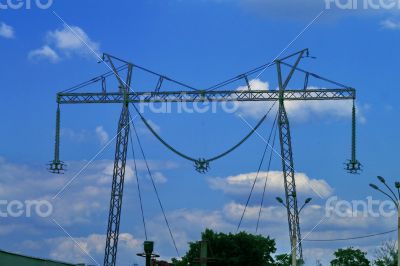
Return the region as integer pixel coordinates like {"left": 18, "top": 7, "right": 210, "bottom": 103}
{"left": 172, "top": 229, "right": 276, "bottom": 266}
{"left": 374, "top": 240, "right": 398, "bottom": 266}
{"left": 274, "top": 254, "right": 291, "bottom": 266}
{"left": 330, "top": 247, "right": 370, "bottom": 266}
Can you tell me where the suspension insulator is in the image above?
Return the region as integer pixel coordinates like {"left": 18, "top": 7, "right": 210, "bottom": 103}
{"left": 49, "top": 104, "right": 66, "bottom": 174}
{"left": 195, "top": 159, "right": 210, "bottom": 173}
{"left": 345, "top": 99, "right": 361, "bottom": 174}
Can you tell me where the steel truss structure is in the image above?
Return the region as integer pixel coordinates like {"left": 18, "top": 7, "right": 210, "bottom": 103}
{"left": 50, "top": 49, "right": 359, "bottom": 265}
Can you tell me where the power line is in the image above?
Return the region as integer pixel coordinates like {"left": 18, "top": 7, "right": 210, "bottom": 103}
{"left": 130, "top": 114, "right": 180, "bottom": 257}
{"left": 303, "top": 229, "right": 396, "bottom": 242}
{"left": 61, "top": 64, "right": 128, "bottom": 93}
{"left": 236, "top": 110, "right": 278, "bottom": 232}
{"left": 131, "top": 101, "right": 277, "bottom": 173}
{"left": 128, "top": 130, "right": 148, "bottom": 241}
{"left": 206, "top": 61, "right": 276, "bottom": 92}
{"left": 256, "top": 117, "right": 278, "bottom": 233}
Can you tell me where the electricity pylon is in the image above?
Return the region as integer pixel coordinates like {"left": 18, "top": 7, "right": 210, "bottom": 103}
{"left": 49, "top": 49, "right": 359, "bottom": 265}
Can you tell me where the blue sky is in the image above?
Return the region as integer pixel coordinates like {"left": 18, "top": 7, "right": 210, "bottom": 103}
{"left": 1, "top": 0, "right": 400, "bottom": 265}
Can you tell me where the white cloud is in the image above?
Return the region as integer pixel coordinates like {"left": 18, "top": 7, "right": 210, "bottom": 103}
{"left": 28, "top": 45, "right": 60, "bottom": 63}
{"left": 146, "top": 208, "right": 232, "bottom": 253}
{"left": 29, "top": 25, "right": 100, "bottom": 63}
{"left": 208, "top": 170, "right": 333, "bottom": 198}
{"left": 234, "top": 79, "right": 273, "bottom": 118}
{"left": 1, "top": 156, "right": 394, "bottom": 264}
{"left": 96, "top": 161, "right": 135, "bottom": 185}
{"left": 0, "top": 22, "right": 14, "bottom": 39}
{"left": 223, "top": 201, "right": 287, "bottom": 222}
{"left": 145, "top": 198, "right": 397, "bottom": 262}
{"left": 221, "top": 199, "right": 396, "bottom": 231}
{"left": 152, "top": 171, "right": 168, "bottom": 184}
{"left": 235, "top": 79, "right": 366, "bottom": 123}
{"left": 43, "top": 233, "right": 141, "bottom": 265}
{"left": 47, "top": 25, "right": 100, "bottom": 56}
{"left": 380, "top": 18, "right": 400, "bottom": 30}
{"left": 95, "top": 126, "right": 109, "bottom": 145}
{"left": 0, "top": 158, "right": 157, "bottom": 225}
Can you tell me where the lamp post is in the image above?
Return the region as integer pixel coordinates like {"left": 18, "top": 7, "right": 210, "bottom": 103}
{"left": 276, "top": 197, "right": 312, "bottom": 266}
{"left": 369, "top": 176, "right": 400, "bottom": 266}
{"left": 136, "top": 241, "right": 159, "bottom": 266}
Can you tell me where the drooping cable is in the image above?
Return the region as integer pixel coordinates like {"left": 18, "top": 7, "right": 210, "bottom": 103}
{"left": 60, "top": 61, "right": 200, "bottom": 94}
{"left": 206, "top": 61, "right": 276, "bottom": 92}
{"left": 236, "top": 110, "right": 278, "bottom": 232}
{"left": 130, "top": 114, "right": 180, "bottom": 257}
{"left": 131, "top": 63, "right": 199, "bottom": 91}
{"left": 303, "top": 229, "right": 396, "bottom": 242}
{"left": 128, "top": 130, "right": 148, "bottom": 241}
{"left": 255, "top": 119, "right": 278, "bottom": 233}
{"left": 279, "top": 61, "right": 351, "bottom": 89}
{"left": 131, "top": 101, "right": 277, "bottom": 173}
{"left": 61, "top": 64, "right": 129, "bottom": 93}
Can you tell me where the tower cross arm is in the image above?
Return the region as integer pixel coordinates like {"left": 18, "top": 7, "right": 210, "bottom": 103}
{"left": 57, "top": 88, "right": 355, "bottom": 104}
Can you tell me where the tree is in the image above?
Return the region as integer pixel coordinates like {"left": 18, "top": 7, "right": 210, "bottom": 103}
{"left": 330, "top": 247, "right": 370, "bottom": 266}
{"left": 274, "top": 254, "right": 291, "bottom": 265}
{"left": 374, "top": 240, "right": 398, "bottom": 266}
{"left": 172, "top": 229, "right": 276, "bottom": 266}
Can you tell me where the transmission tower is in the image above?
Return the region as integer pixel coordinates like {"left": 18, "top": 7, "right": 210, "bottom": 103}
{"left": 49, "top": 49, "right": 360, "bottom": 265}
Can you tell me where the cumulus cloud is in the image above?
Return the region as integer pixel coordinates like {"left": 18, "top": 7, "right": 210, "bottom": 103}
{"left": 1, "top": 157, "right": 394, "bottom": 265}
{"left": 235, "top": 79, "right": 366, "bottom": 123}
{"left": 380, "top": 18, "right": 400, "bottom": 30}
{"left": 28, "top": 45, "right": 60, "bottom": 63}
{"left": 223, "top": 201, "right": 287, "bottom": 222}
{"left": 0, "top": 157, "right": 173, "bottom": 226}
{"left": 47, "top": 25, "right": 100, "bottom": 56}
{"left": 29, "top": 25, "right": 100, "bottom": 63}
{"left": 0, "top": 22, "right": 14, "bottom": 39}
{"left": 146, "top": 208, "right": 232, "bottom": 253}
{"left": 143, "top": 198, "right": 397, "bottom": 263}
{"left": 98, "top": 161, "right": 135, "bottom": 184}
{"left": 208, "top": 170, "right": 333, "bottom": 198}
{"left": 36, "top": 233, "right": 141, "bottom": 265}
{"left": 96, "top": 161, "right": 170, "bottom": 185}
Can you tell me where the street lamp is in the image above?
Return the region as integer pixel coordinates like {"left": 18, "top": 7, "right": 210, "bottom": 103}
{"left": 275, "top": 197, "right": 312, "bottom": 266}
{"left": 299, "top": 198, "right": 312, "bottom": 214}
{"left": 369, "top": 176, "right": 400, "bottom": 266}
